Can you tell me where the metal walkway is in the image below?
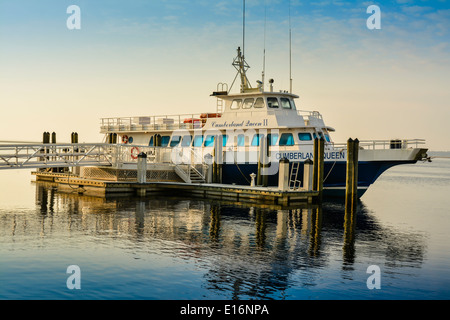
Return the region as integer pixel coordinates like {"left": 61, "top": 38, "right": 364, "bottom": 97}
{"left": 0, "top": 143, "right": 119, "bottom": 170}
{"left": 0, "top": 142, "right": 208, "bottom": 185}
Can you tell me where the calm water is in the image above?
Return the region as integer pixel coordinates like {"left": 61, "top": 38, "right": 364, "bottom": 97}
{"left": 1, "top": 156, "right": 449, "bottom": 300}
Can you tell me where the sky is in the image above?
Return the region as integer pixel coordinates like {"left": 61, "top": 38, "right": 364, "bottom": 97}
{"left": 0, "top": 0, "right": 449, "bottom": 150}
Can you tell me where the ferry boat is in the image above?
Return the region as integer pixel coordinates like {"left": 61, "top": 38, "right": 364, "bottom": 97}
{"left": 99, "top": 47, "right": 428, "bottom": 198}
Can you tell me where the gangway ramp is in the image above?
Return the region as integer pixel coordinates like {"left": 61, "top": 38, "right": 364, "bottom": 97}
{"left": 0, "top": 143, "right": 117, "bottom": 170}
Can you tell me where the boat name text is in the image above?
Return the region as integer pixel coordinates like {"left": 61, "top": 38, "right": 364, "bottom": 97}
{"left": 275, "top": 151, "right": 345, "bottom": 160}
{"left": 211, "top": 119, "right": 268, "bottom": 128}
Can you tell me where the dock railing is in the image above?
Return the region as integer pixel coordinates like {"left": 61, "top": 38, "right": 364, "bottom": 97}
{"left": 0, "top": 143, "right": 184, "bottom": 170}
{"left": 0, "top": 143, "right": 116, "bottom": 170}
{"left": 332, "top": 139, "right": 426, "bottom": 150}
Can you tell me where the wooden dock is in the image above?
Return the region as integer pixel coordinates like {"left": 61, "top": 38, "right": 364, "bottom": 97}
{"left": 32, "top": 171, "right": 318, "bottom": 205}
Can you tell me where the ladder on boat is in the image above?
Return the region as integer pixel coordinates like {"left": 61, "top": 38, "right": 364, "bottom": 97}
{"left": 289, "top": 162, "right": 302, "bottom": 190}
{"left": 215, "top": 83, "right": 228, "bottom": 114}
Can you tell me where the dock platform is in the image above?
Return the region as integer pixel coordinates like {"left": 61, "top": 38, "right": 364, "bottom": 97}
{"left": 32, "top": 171, "right": 318, "bottom": 205}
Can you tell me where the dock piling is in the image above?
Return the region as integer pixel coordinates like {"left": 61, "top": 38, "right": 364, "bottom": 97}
{"left": 71, "top": 132, "right": 78, "bottom": 144}
{"left": 257, "top": 134, "right": 269, "bottom": 187}
{"left": 137, "top": 152, "right": 147, "bottom": 184}
{"left": 278, "top": 158, "right": 290, "bottom": 191}
{"left": 262, "top": 135, "right": 269, "bottom": 187}
{"left": 137, "top": 152, "right": 147, "bottom": 196}
{"left": 311, "top": 137, "right": 325, "bottom": 201}
{"left": 303, "top": 159, "right": 313, "bottom": 191}
{"left": 312, "top": 138, "right": 319, "bottom": 191}
{"left": 213, "top": 136, "right": 223, "bottom": 183}
{"left": 317, "top": 137, "right": 325, "bottom": 201}
{"left": 43, "top": 132, "right": 50, "bottom": 144}
{"left": 345, "top": 138, "right": 359, "bottom": 213}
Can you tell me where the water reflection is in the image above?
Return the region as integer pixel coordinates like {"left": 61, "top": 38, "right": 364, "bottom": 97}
{"left": 2, "top": 182, "right": 428, "bottom": 299}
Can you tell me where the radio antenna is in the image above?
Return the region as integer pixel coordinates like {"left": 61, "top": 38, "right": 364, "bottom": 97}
{"left": 243, "top": 0, "right": 246, "bottom": 59}
{"left": 289, "top": 0, "right": 293, "bottom": 93}
{"left": 262, "top": 0, "right": 267, "bottom": 90}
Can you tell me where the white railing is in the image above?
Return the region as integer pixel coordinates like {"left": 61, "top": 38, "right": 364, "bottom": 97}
{"left": 297, "top": 110, "right": 323, "bottom": 120}
{"left": 332, "top": 139, "right": 426, "bottom": 150}
{"left": 0, "top": 142, "right": 210, "bottom": 173}
{"left": 0, "top": 143, "right": 115, "bottom": 170}
{"left": 100, "top": 113, "right": 222, "bottom": 133}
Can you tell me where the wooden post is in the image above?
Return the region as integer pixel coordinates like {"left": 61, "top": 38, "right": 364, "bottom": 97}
{"left": 345, "top": 138, "right": 359, "bottom": 213}
{"left": 312, "top": 138, "right": 319, "bottom": 191}
{"left": 303, "top": 159, "right": 313, "bottom": 191}
{"left": 71, "top": 132, "right": 78, "bottom": 144}
{"left": 343, "top": 139, "right": 358, "bottom": 264}
{"left": 213, "top": 136, "right": 223, "bottom": 183}
{"left": 51, "top": 132, "right": 56, "bottom": 171}
{"left": 212, "top": 142, "right": 217, "bottom": 183}
{"left": 262, "top": 134, "right": 269, "bottom": 187}
{"left": 136, "top": 152, "right": 147, "bottom": 197}
{"left": 43, "top": 132, "right": 49, "bottom": 144}
{"left": 137, "top": 152, "right": 147, "bottom": 184}
{"left": 317, "top": 137, "right": 325, "bottom": 201}
{"left": 278, "top": 158, "right": 290, "bottom": 191}
{"left": 257, "top": 134, "right": 263, "bottom": 186}
{"left": 217, "top": 135, "right": 223, "bottom": 184}
{"left": 205, "top": 154, "right": 213, "bottom": 183}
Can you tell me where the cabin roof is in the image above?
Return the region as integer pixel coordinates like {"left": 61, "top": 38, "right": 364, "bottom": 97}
{"left": 212, "top": 90, "right": 299, "bottom": 100}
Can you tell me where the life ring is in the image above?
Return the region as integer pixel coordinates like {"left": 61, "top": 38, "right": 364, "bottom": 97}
{"left": 122, "top": 135, "right": 128, "bottom": 144}
{"left": 131, "top": 147, "right": 139, "bottom": 159}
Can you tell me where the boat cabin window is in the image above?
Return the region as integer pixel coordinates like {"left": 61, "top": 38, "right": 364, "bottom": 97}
{"left": 298, "top": 132, "right": 312, "bottom": 141}
{"left": 148, "top": 136, "right": 154, "bottom": 146}
{"left": 181, "top": 135, "right": 192, "bottom": 147}
{"left": 313, "top": 132, "right": 324, "bottom": 140}
{"left": 251, "top": 134, "right": 262, "bottom": 146}
{"left": 268, "top": 133, "right": 279, "bottom": 146}
{"left": 222, "top": 135, "right": 228, "bottom": 147}
{"left": 204, "top": 135, "right": 214, "bottom": 147}
{"left": 237, "top": 134, "right": 245, "bottom": 146}
{"left": 279, "top": 133, "right": 294, "bottom": 146}
{"left": 230, "top": 99, "right": 242, "bottom": 110}
{"left": 254, "top": 97, "right": 264, "bottom": 108}
{"left": 204, "top": 135, "right": 227, "bottom": 147}
{"left": 170, "top": 135, "right": 181, "bottom": 147}
{"left": 280, "top": 98, "right": 292, "bottom": 109}
{"left": 243, "top": 98, "right": 254, "bottom": 109}
{"left": 267, "top": 97, "right": 279, "bottom": 108}
{"left": 193, "top": 135, "right": 204, "bottom": 147}
{"left": 161, "top": 136, "right": 170, "bottom": 147}
{"left": 324, "top": 134, "right": 331, "bottom": 142}
{"left": 290, "top": 99, "right": 297, "bottom": 110}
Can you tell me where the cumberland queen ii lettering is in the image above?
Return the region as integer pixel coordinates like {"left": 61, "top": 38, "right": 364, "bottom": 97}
{"left": 275, "top": 151, "right": 346, "bottom": 161}
{"left": 211, "top": 119, "right": 268, "bottom": 128}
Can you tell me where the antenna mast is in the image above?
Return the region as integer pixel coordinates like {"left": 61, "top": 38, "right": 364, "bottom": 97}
{"left": 289, "top": 0, "right": 293, "bottom": 93}
{"left": 243, "top": 0, "right": 245, "bottom": 59}
{"left": 231, "top": 1, "right": 251, "bottom": 93}
{"left": 262, "top": 1, "right": 267, "bottom": 91}
{"left": 232, "top": 47, "right": 251, "bottom": 93}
